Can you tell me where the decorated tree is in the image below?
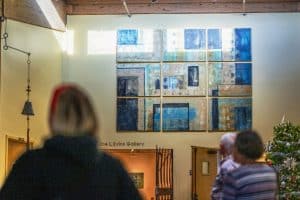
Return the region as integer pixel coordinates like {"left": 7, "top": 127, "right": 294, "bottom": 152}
{"left": 266, "top": 119, "right": 300, "bottom": 199}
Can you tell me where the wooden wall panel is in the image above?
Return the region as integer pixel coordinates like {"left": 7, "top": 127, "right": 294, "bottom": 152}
{"left": 4, "top": 0, "right": 66, "bottom": 31}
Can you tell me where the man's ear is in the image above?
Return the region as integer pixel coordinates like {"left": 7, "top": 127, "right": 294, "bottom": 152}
{"left": 233, "top": 147, "right": 242, "bottom": 163}
{"left": 220, "top": 144, "right": 225, "bottom": 155}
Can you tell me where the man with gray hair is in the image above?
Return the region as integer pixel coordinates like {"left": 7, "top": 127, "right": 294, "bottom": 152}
{"left": 211, "top": 132, "right": 240, "bottom": 200}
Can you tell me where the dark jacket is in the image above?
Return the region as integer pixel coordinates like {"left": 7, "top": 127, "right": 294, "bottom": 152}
{"left": 0, "top": 135, "right": 142, "bottom": 200}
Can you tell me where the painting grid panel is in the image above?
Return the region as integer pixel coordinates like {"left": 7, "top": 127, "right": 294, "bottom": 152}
{"left": 163, "top": 63, "right": 206, "bottom": 96}
{"left": 153, "top": 98, "right": 207, "bottom": 131}
{"left": 163, "top": 29, "right": 206, "bottom": 62}
{"left": 208, "top": 62, "right": 252, "bottom": 96}
{"left": 209, "top": 98, "right": 252, "bottom": 131}
{"left": 117, "top": 29, "right": 162, "bottom": 62}
{"left": 145, "top": 98, "right": 161, "bottom": 132}
{"left": 117, "top": 98, "right": 161, "bottom": 132}
{"left": 117, "top": 63, "right": 161, "bottom": 96}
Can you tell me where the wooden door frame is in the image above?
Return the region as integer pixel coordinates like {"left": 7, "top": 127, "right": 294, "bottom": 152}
{"left": 5, "top": 134, "right": 34, "bottom": 175}
{"left": 191, "top": 146, "right": 219, "bottom": 200}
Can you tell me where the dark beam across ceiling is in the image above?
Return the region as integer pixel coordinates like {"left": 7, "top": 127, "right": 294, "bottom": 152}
{"left": 1, "top": 0, "right": 299, "bottom": 30}
{"left": 66, "top": 2, "right": 300, "bottom": 15}
{"left": 66, "top": 0, "right": 300, "bottom": 4}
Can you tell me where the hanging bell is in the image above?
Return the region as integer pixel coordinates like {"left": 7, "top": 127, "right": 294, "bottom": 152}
{"left": 21, "top": 100, "right": 34, "bottom": 116}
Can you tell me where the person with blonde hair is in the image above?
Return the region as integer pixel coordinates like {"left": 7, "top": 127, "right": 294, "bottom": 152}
{"left": 211, "top": 132, "right": 239, "bottom": 200}
{"left": 0, "top": 84, "right": 142, "bottom": 200}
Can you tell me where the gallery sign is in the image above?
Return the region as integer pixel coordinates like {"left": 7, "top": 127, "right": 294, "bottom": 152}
{"left": 100, "top": 141, "right": 144, "bottom": 147}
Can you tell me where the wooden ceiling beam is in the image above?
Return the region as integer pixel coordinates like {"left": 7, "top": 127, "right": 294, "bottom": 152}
{"left": 4, "top": 0, "right": 66, "bottom": 31}
{"left": 66, "top": 0, "right": 300, "bottom": 5}
{"left": 67, "top": 2, "right": 300, "bottom": 15}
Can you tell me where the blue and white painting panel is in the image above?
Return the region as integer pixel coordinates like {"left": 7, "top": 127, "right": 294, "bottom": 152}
{"left": 235, "top": 28, "right": 251, "bottom": 61}
{"left": 209, "top": 98, "right": 252, "bottom": 131}
{"left": 117, "top": 98, "right": 160, "bottom": 131}
{"left": 208, "top": 63, "right": 252, "bottom": 96}
{"left": 208, "top": 29, "right": 222, "bottom": 61}
{"left": 117, "top": 64, "right": 161, "bottom": 96}
{"left": 144, "top": 98, "right": 161, "bottom": 132}
{"left": 153, "top": 103, "right": 189, "bottom": 131}
{"left": 184, "top": 29, "right": 206, "bottom": 50}
{"left": 117, "top": 98, "right": 145, "bottom": 131}
{"left": 118, "top": 29, "right": 138, "bottom": 45}
{"left": 145, "top": 98, "right": 160, "bottom": 132}
{"left": 163, "top": 29, "right": 206, "bottom": 61}
{"left": 207, "top": 28, "right": 251, "bottom": 61}
{"left": 221, "top": 28, "right": 252, "bottom": 61}
{"left": 221, "top": 28, "right": 235, "bottom": 61}
{"left": 117, "top": 29, "right": 162, "bottom": 62}
{"left": 153, "top": 98, "right": 207, "bottom": 131}
{"left": 162, "top": 63, "right": 206, "bottom": 96}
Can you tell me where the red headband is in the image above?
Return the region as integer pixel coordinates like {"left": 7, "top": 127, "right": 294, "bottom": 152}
{"left": 49, "top": 84, "right": 76, "bottom": 124}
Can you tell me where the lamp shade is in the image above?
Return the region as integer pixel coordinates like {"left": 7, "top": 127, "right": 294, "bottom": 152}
{"left": 22, "top": 100, "right": 34, "bottom": 116}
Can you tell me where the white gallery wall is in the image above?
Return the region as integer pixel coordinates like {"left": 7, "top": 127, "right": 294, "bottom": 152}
{"left": 0, "top": 20, "right": 63, "bottom": 186}
{"left": 63, "top": 13, "right": 300, "bottom": 200}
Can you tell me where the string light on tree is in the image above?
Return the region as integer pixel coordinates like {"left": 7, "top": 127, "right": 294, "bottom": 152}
{"left": 266, "top": 118, "right": 300, "bottom": 200}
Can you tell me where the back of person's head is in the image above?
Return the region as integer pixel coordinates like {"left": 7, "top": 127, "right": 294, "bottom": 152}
{"left": 220, "top": 132, "right": 236, "bottom": 155}
{"left": 49, "top": 84, "right": 98, "bottom": 137}
{"left": 235, "top": 130, "right": 264, "bottom": 160}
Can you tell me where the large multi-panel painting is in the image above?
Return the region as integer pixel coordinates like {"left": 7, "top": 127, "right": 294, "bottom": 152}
{"left": 116, "top": 28, "right": 252, "bottom": 132}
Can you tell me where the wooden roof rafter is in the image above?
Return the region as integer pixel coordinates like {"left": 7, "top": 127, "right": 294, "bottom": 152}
{"left": 65, "top": 0, "right": 300, "bottom": 15}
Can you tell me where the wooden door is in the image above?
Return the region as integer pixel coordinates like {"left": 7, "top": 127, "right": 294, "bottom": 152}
{"left": 6, "top": 136, "right": 32, "bottom": 175}
{"left": 192, "top": 147, "right": 218, "bottom": 200}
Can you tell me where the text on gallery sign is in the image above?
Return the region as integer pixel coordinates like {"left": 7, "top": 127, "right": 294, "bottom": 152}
{"left": 100, "top": 141, "right": 145, "bottom": 147}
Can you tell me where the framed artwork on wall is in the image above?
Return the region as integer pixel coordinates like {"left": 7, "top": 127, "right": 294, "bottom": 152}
{"left": 129, "top": 173, "right": 144, "bottom": 189}
{"left": 116, "top": 27, "right": 252, "bottom": 132}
